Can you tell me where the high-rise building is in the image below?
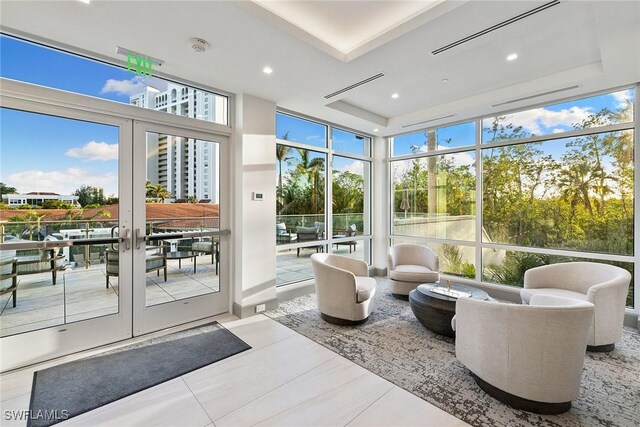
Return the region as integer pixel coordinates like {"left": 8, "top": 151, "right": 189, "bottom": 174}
{"left": 130, "top": 83, "right": 225, "bottom": 203}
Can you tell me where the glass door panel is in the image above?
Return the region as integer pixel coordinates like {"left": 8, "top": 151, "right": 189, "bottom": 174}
{"left": 132, "top": 124, "right": 228, "bottom": 335}
{"left": 0, "top": 107, "right": 132, "bottom": 371}
{"left": 145, "top": 131, "right": 220, "bottom": 307}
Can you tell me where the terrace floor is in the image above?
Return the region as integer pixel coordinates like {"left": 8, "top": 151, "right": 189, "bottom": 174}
{"left": 1, "top": 243, "right": 365, "bottom": 337}
{"left": 0, "top": 255, "right": 219, "bottom": 338}
{"left": 276, "top": 243, "right": 366, "bottom": 286}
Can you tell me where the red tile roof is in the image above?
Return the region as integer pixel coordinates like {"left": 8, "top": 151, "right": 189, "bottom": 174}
{"left": 0, "top": 203, "right": 220, "bottom": 222}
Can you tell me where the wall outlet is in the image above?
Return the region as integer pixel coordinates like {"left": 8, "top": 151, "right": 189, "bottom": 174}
{"left": 252, "top": 192, "right": 264, "bottom": 201}
{"left": 255, "top": 304, "right": 266, "bottom": 313}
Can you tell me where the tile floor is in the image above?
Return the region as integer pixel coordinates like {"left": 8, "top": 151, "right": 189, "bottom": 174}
{"left": 0, "top": 315, "right": 469, "bottom": 427}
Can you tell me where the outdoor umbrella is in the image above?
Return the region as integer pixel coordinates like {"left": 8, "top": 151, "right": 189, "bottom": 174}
{"left": 400, "top": 188, "right": 410, "bottom": 218}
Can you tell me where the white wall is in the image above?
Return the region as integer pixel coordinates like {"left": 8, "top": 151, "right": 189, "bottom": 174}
{"left": 372, "top": 135, "right": 388, "bottom": 270}
{"left": 232, "top": 94, "right": 278, "bottom": 313}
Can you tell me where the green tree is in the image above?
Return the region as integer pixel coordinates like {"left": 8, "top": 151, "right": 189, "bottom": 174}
{"left": 276, "top": 140, "right": 292, "bottom": 214}
{"left": 145, "top": 181, "right": 173, "bottom": 202}
{"left": 41, "top": 200, "right": 75, "bottom": 209}
{"left": 74, "top": 185, "right": 106, "bottom": 207}
{"left": 294, "top": 149, "right": 325, "bottom": 214}
{"left": 0, "top": 182, "right": 18, "bottom": 198}
{"left": 8, "top": 210, "right": 47, "bottom": 240}
{"left": 332, "top": 170, "right": 364, "bottom": 213}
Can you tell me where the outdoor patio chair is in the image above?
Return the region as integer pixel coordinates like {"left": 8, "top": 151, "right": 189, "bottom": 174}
{"left": 333, "top": 224, "right": 357, "bottom": 253}
{"left": 73, "top": 254, "right": 85, "bottom": 268}
{"left": 276, "top": 222, "right": 297, "bottom": 244}
{"left": 296, "top": 226, "right": 322, "bottom": 257}
{"left": 105, "top": 247, "right": 167, "bottom": 288}
{"left": 191, "top": 239, "right": 219, "bottom": 274}
{"left": 0, "top": 249, "right": 18, "bottom": 308}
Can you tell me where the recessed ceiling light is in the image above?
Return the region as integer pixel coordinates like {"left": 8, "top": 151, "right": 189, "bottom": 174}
{"left": 263, "top": 66, "right": 273, "bottom": 74}
{"left": 506, "top": 53, "right": 518, "bottom": 61}
{"left": 441, "top": 78, "right": 449, "bottom": 83}
{"left": 78, "top": 0, "right": 90, "bottom": 3}
{"left": 373, "top": 128, "right": 379, "bottom": 132}
{"left": 391, "top": 93, "right": 399, "bottom": 99}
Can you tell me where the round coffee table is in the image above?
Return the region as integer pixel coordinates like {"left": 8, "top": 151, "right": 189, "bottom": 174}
{"left": 409, "top": 282, "right": 490, "bottom": 337}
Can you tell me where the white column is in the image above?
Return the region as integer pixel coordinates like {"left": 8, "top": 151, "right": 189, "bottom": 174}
{"left": 231, "top": 94, "right": 277, "bottom": 316}
{"left": 372, "top": 135, "right": 389, "bottom": 271}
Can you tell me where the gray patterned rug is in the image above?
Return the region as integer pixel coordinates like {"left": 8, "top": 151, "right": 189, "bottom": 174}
{"left": 265, "top": 277, "right": 640, "bottom": 427}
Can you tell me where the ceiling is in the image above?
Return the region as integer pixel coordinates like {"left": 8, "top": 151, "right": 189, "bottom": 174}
{"left": 0, "top": 0, "right": 638, "bottom": 137}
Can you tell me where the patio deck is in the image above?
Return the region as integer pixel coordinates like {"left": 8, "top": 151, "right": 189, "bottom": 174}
{"left": 0, "top": 255, "right": 219, "bottom": 338}
{"left": 1, "top": 244, "right": 367, "bottom": 338}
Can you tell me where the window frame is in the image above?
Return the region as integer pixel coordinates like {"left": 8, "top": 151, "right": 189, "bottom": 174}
{"left": 276, "top": 110, "right": 374, "bottom": 287}
{"left": 0, "top": 31, "right": 231, "bottom": 126}
{"left": 388, "top": 84, "right": 638, "bottom": 311}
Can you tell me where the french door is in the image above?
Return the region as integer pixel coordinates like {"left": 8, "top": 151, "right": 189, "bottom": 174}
{"left": 0, "top": 80, "right": 229, "bottom": 371}
{"left": 131, "top": 121, "right": 229, "bottom": 335}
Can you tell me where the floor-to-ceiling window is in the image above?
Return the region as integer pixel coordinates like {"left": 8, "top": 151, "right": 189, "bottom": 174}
{"left": 276, "top": 112, "right": 372, "bottom": 286}
{"left": 390, "top": 87, "right": 637, "bottom": 309}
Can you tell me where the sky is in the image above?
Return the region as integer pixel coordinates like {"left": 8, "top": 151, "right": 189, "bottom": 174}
{"left": 0, "top": 35, "right": 167, "bottom": 196}
{"left": 0, "top": 34, "right": 634, "bottom": 197}
{"left": 392, "top": 89, "right": 633, "bottom": 157}
{"left": 0, "top": 34, "right": 219, "bottom": 197}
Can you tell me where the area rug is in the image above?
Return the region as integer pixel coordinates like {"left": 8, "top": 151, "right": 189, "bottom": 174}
{"left": 265, "top": 278, "right": 640, "bottom": 427}
{"left": 28, "top": 322, "right": 250, "bottom": 427}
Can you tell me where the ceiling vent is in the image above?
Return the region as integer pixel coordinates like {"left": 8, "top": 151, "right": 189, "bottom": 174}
{"left": 324, "top": 73, "right": 385, "bottom": 99}
{"left": 402, "top": 114, "right": 456, "bottom": 128}
{"left": 491, "top": 85, "right": 580, "bottom": 107}
{"left": 431, "top": 0, "right": 561, "bottom": 55}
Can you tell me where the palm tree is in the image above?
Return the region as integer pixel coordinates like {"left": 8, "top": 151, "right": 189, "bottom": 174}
{"left": 145, "top": 181, "right": 173, "bottom": 202}
{"left": 276, "top": 139, "right": 292, "bottom": 214}
{"left": 295, "top": 148, "right": 325, "bottom": 214}
{"left": 8, "top": 210, "right": 47, "bottom": 240}
{"left": 557, "top": 162, "right": 595, "bottom": 217}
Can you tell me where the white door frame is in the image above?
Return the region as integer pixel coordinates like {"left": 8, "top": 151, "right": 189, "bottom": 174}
{"left": 131, "top": 121, "right": 230, "bottom": 335}
{"left": 0, "top": 99, "right": 134, "bottom": 372}
{"left": 0, "top": 79, "right": 232, "bottom": 371}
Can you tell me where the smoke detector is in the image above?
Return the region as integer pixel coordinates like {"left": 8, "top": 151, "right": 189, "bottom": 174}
{"left": 189, "top": 38, "right": 210, "bottom": 53}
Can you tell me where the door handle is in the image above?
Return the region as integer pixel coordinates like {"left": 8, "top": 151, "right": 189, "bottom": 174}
{"left": 135, "top": 228, "right": 147, "bottom": 250}
{"left": 121, "top": 228, "right": 131, "bottom": 251}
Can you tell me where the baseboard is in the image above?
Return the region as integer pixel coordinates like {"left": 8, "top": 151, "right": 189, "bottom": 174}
{"left": 371, "top": 267, "right": 386, "bottom": 277}
{"left": 232, "top": 298, "right": 279, "bottom": 318}
{"left": 625, "top": 311, "right": 638, "bottom": 329}
{"left": 277, "top": 280, "right": 315, "bottom": 301}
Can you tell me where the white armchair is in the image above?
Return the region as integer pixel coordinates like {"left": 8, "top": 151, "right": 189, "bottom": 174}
{"left": 453, "top": 295, "right": 594, "bottom": 414}
{"left": 521, "top": 262, "right": 631, "bottom": 351}
{"left": 387, "top": 244, "right": 439, "bottom": 298}
{"left": 310, "top": 253, "right": 376, "bottom": 325}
